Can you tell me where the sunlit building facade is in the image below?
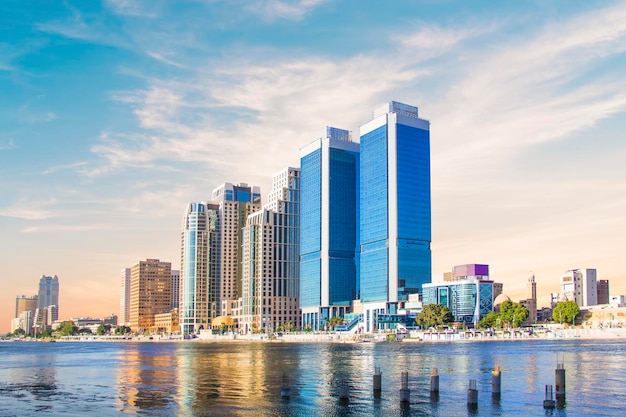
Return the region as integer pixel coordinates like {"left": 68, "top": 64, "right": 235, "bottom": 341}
{"left": 120, "top": 268, "right": 131, "bottom": 325}
{"left": 180, "top": 202, "right": 218, "bottom": 334}
{"left": 129, "top": 259, "right": 172, "bottom": 332}
{"left": 211, "top": 183, "right": 262, "bottom": 317}
{"left": 300, "top": 127, "right": 359, "bottom": 331}
{"left": 241, "top": 168, "right": 300, "bottom": 333}
{"left": 560, "top": 268, "right": 598, "bottom": 307}
{"left": 359, "top": 101, "right": 431, "bottom": 331}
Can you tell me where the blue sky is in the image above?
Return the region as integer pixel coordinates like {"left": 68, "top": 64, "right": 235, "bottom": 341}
{"left": 2, "top": 0, "right": 626, "bottom": 330}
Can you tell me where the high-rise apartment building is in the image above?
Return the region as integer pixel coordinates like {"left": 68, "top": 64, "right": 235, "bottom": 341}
{"left": 38, "top": 275, "right": 59, "bottom": 312}
{"left": 36, "top": 275, "right": 59, "bottom": 331}
{"left": 171, "top": 270, "right": 180, "bottom": 309}
{"left": 300, "top": 127, "right": 360, "bottom": 331}
{"left": 120, "top": 268, "right": 131, "bottom": 325}
{"left": 560, "top": 268, "right": 597, "bottom": 307}
{"left": 241, "top": 168, "right": 300, "bottom": 333}
{"left": 13, "top": 295, "right": 37, "bottom": 335}
{"left": 128, "top": 259, "right": 172, "bottom": 332}
{"left": 211, "top": 183, "right": 261, "bottom": 316}
{"left": 180, "top": 202, "right": 218, "bottom": 334}
{"left": 359, "top": 101, "right": 431, "bottom": 331}
{"left": 15, "top": 295, "right": 38, "bottom": 320}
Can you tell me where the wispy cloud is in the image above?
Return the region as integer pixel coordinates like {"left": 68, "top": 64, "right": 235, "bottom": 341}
{"left": 21, "top": 224, "right": 111, "bottom": 234}
{"left": 104, "top": 0, "right": 160, "bottom": 18}
{"left": 0, "top": 138, "right": 16, "bottom": 151}
{"left": 246, "top": 0, "right": 331, "bottom": 21}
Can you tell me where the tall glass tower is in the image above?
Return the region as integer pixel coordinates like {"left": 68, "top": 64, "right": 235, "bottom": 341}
{"left": 37, "top": 275, "right": 59, "bottom": 312}
{"left": 300, "top": 127, "right": 360, "bottom": 331}
{"left": 359, "top": 101, "right": 431, "bottom": 331}
{"left": 180, "top": 202, "right": 218, "bottom": 334}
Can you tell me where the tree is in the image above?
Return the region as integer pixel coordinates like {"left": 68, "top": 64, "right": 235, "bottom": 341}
{"left": 327, "top": 316, "right": 345, "bottom": 330}
{"left": 553, "top": 301, "right": 580, "bottom": 326}
{"left": 416, "top": 304, "right": 454, "bottom": 329}
{"left": 96, "top": 324, "right": 111, "bottom": 335}
{"left": 478, "top": 312, "right": 499, "bottom": 329}
{"left": 498, "top": 300, "right": 530, "bottom": 328}
{"left": 12, "top": 328, "right": 26, "bottom": 337}
{"left": 59, "top": 321, "right": 78, "bottom": 336}
{"left": 114, "top": 325, "right": 131, "bottom": 335}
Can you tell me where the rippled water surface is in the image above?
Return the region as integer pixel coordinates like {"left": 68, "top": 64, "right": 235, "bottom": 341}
{"left": 1, "top": 339, "right": 625, "bottom": 416}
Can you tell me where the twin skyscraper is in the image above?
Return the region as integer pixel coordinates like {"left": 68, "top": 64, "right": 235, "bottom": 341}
{"left": 181, "top": 101, "right": 431, "bottom": 334}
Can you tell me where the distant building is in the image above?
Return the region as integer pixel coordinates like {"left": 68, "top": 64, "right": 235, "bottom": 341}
{"left": 120, "top": 268, "right": 131, "bottom": 326}
{"left": 129, "top": 259, "right": 172, "bottom": 333}
{"left": 597, "top": 280, "right": 610, "bottom": 305}
{"left": 560, "top": 268, "right": 597, "bottom": 307}
{"left": 241, "top": 168, "right": 301, "bottom": 334}
{"left": 610, "top": 296, "right": 626, "bottom": 308}
{"left": 422, "top": 264, "right": 497, "bottom": 327}
{"left": 153, "top": 308, "right": 179, "bottom": 334}
{"left": 103, "top": 314, "right": 118, "bottom": 326}
{"left": 11, "top": 310, "right": 33, "bottom": 335}
{"left": 300, "top": 127, "right": 359, "bottom": 331}
{"left": 520, "top": 274, "right": 537, "bottom": 325}
{"left": 38, "top": 275, "right": 59, "bottom": 310}
{"left": 14, "top": 295, "right": 37, "bottom": 334}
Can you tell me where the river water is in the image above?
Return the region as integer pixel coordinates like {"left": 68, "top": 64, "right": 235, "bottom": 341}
{"left": 1, "top": 338, "right": 625, "bottom": 416}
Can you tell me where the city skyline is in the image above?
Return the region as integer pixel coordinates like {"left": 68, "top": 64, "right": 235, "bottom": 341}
{"left": 2, "top": 1, "right": 626, "bottom": 332}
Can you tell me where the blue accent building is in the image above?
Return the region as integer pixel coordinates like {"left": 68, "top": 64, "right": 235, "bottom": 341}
{"left": 300, "top": 127, "right": 360, "bottom": 331}
{"left": 359, "top": 101, "right": 431, "bottom": 332}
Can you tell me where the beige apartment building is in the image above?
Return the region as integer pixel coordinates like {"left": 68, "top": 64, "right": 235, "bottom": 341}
{"left": 129, "top": 259, "right": 172, "bottom": 333}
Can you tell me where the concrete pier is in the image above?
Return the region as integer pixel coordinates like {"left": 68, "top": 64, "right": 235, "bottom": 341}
{"left": 555, "top": 361, "right": 566, "bottom": 408}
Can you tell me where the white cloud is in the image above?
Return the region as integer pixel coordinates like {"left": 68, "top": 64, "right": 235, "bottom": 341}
{"left": 246, "top": 0, "right": 330, "bottom": 21}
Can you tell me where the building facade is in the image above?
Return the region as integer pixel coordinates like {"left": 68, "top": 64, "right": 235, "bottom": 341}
{"left": 128, "top": 259, "right": 172, "bottom": 332}
{"left": 359, "top": 101, "right": 431, "bottom": 332}
{"left": 171, "top": 270, "right": 180, "bottom": 309}
{"left": 560, "top": 268, "right": 598, "bottom": 307}
{"left": 180, "top": 202, "right": 219, "bottom": 334}
{"left": 597, "top": 279, "right": 610, "bottom": 305}
{"left": 120, "top": 268, "right": 131, "bottom": 326}
{"left": 300, "top": 127, "right": 360, "bottom": 331}
{"left": 15, "top": 295, "right": 38, "bottom": 334}
{"left": 211, "top": 183, "right": 262, "bottom": 316}
{"left": 422, "top": 264, "right": 495, "bottom": 327}
{"left": 241, "top": 168, "right": 301, "bottom": 334}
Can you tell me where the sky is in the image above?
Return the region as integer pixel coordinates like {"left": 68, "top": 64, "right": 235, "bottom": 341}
{"left": 2, "top": 0, "right": 626, "bottom": 333}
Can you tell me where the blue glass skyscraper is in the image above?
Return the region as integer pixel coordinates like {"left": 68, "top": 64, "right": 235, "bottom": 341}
{"left": 359, "top": 101, "right": 431, "bottom": 332}
{"left": 300, "top": 127, "right": 360, "bottom": 331}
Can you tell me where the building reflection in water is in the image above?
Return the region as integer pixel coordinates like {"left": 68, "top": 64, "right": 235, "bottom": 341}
{"left": 116, "top": 343, "right": 180, "bottom": 413}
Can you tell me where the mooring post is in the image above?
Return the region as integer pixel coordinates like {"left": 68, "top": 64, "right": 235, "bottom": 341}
{"left": 339, "top": 378, "right": 350, "bottom": 401}
{"left": 280, "top": 373, "right": 290, "bottom": 398}
{"left": 491, "top": 365, "right": 501, "bottom": 401}
{"left": 399, "top": 371, "right": 410, "bottom": 403}
{"left": 555, "top": 361, "right": 566, "bottom": 407}
{"left": 467, "top": 378, "right": 478, "bottom": 409}
{"left": 543, "top": 384, "right": 556, "bottom": 409}
{"left": 373, "top": 366, "right": 382, "bottom": 396}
